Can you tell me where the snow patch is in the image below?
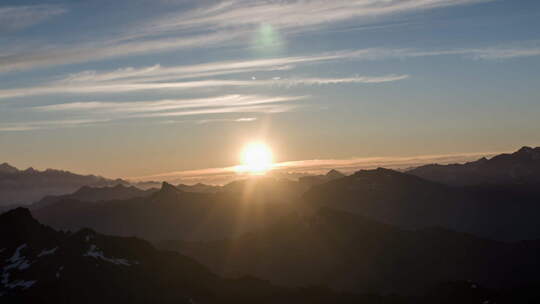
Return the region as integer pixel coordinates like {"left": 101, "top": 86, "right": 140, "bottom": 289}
{"left": 1, "top": 244, "right": 36, "bottom": 291}
{"left": 56, "top": 266, "right": 64, "bottom": 279}
{"left": 6, "top": 244, "right": 27, "bottom": 264}
{"left": 38, "top": 247, "right": 58, "bottom": 257}
{"left": 5, "top": 280, "right": 36, "bottom": 290}
{"left": 84, "top": 245, "right": 132, "bottom": 266}
{"left": 85, "top": 234, "right": 94, "bottom": 242}
{"left": 5, "top": 244, "right": 32, "bottom": 271}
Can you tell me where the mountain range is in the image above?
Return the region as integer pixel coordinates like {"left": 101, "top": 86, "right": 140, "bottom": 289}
{"left": 3, "top": 146, "right": 540, "bottom": 302}
{"left": 0, "top": 163, "right": 127, "bottom": 206}
{"left": 407, "top": 146, "right": 540, "bottom": 186}
{"left": 28, "top": 147, "right": 540, "bottom": 242}
{"left": 32, "top": 180, "right": 302, "bottom": 241}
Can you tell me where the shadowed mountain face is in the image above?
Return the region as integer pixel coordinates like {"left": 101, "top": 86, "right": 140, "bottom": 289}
{"left": 0, "top": 163, "right": 127, "bottom": 206}
{"left": 303, "top": 168, "right": 540, "bottom": 241}
{"left": 407, "top": 146, "right": 540, "bottom": 186}
{"left": 298, "top": 169, "right": 346, "bottom": 187}
{"left": 31, "top": 184, "right": 158, "bottom": 210}
{"left": 303, "top": 168, "right": 476, "bottom": 229}
{"left": 32, "top": 167, "right": 540, "bottom": 242}
{"left": 177, "top": 183, "right": 222, "bottom": 193}
{"left": 32, "top": 181, "right": 303, "bottom": 241}
{"left": 157, "top": 207, "right": 540, "bottom": 296}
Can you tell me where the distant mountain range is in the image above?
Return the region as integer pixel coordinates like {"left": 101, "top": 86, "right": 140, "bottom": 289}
{"left": 298, "top": 169, "right": 346, "bottom": 187}
{"left": 30, "top": 184, "right": 158, "bottom": 210}
{"left": 32, "top": 180, "right": 302, "bottom": 241}
{"left": 0, "top": 163, "right": 127, "bottom": 206}
{"left": 29, "top": 148, "right": 540, "bottom": 242}
{"left": 407, "top": 146, "right": 540, "bottom": 186}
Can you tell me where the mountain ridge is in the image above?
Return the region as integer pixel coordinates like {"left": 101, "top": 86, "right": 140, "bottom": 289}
{"left": 407, "top": 146, "right": 540, "bottom": 186}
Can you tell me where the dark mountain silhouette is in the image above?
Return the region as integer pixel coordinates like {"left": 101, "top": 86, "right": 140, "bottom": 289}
{"left": 157, "top": 207, "right": 540, "bottom": 296}
{"left": 0, "top": 162, "right": 18, "bottom": 174}
{"left": 303, "top": 167, "right": 540, "bottom": 240}
{"left": 31, "top": 184, "right": 158, "bottom": 210}
{"left": 5, "top": 208, "right": 424, "bottom": 303}
{"left": 32, "top": 167, "right": 540, "bottom": 242}
{"left": 221, "top": 176, "right": 310, "bottom": 202}
{"left": 0, "top": 163, "right": 128, "bottom": 206}
{"left": 32, "top": 181, "right": 303, "bottom": 241}
{"left": 177, "top": 183, "right": 221, "bottom": 193}
{"left": 299, "top": 169, "right": 346, "bottom": 187}
{"left": 303, "top": 168, "right": 475, "bottom": 228}
{"left": 407, "top": 146, "right": 540, "bottom": 186}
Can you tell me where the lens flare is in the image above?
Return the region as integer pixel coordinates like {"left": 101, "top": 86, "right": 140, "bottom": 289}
{"left": 252, "top": 23, "right": 284, "bottom": 55}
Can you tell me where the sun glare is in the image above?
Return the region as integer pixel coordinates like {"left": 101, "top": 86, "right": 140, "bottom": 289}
{"left": 237, "top": 142, "right": 273, "bottom": 174}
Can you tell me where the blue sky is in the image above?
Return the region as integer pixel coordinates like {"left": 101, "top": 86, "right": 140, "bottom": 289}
{"left": 0, "top": 0, "right": 539, "bottom": 181}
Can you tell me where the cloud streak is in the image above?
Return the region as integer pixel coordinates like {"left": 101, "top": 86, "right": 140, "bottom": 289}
{"left": 0, "top": 119, "right": 109, "bottom": 132}
{"left": 34, "top": 95, "right": 306, "bottom": 114}
{"left": 149, "top": 0, "right": 491, "bottom": 35}
{"left": 0, "top": 0, "right": 492, "bottom": 73}
{"left": 0, "top": 5, "right": 66, "bottom": 33}
{"left": 0, "top": 95, "right": 305, "bottom": 132}
{"left": 0, "top": 74, "right": 408, "bottom": 100}
{"left": 128, "top": 150, "right": 504, "bottom": 184}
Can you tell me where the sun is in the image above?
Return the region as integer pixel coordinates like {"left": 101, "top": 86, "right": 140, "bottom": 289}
{"left": 237, "top": 142, "right": 273, "bottom": 174}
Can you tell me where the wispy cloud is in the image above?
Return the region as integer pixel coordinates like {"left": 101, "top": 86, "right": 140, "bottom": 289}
{"left": 128, "top": 150, "right": 504, "bottom": 184}
{"left": 0, "top": 30, "right": 244, "bottom": 73}
{"left": 0, "top": 0, "right": 492, "bottom": 73}
{"left": 0, "top": 74, "right": 407, "bottom": 100}
{"left": 148, "top": 0, "right": 490, "bottom": 35}
{"left": 34, "top": 95, "right": 305, "bottom": 114}
{"left": 3, "top": 40, "right": 539, "bottom": 100}
{"left": 0, "top": 119, "right": 108, "bottom": 132}
{"left": 0, "top": 95, "right": 304, "bottom": 131}
{"left": 0, "top": 5, "right": 66, "bottom": 33}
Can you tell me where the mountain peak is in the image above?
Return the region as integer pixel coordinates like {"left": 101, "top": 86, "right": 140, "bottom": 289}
{"left": 353, "top": 167, "right": 399, "bottom": 177}
{"left": 1, "top": 207, "right": 32, "bottom": 219}
{"left": 161, "top": 182, "right": 179, "bottom": 192}
{"left": 0, "top": 207, "right": 42, "bottom": 235}
{"left": 517, "top": 146, "right": 540, "bottom": 155}
{"left": 326, "top": 169, "right": 345, "bottom": 179}
{"left": 0, "top": 162, "right": 19, "bottom": 173}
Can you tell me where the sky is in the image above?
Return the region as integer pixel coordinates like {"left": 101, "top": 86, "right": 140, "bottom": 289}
{"left": 0, "top": 0, "right": 539, "bottom": 182}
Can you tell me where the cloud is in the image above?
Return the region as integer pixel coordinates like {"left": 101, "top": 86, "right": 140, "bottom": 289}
{"left": 0, "top": 74, "right": 407, "bottom": 100}
{"left": 0, "top": 30, "right": 244, "bottom": 73}
{"left": 34, "top": 95, "right": 306, "bottom": 114}
{"left": 127, "top": 150, "right": 504, "bottom": 183}
{"left": 149, "top": 0, "right": 490, "bottom": 35}
{"left": 0, "top": 119, "right": 108, "bottom": 132}
{"left": 0, "top": 5, "right": 66, "bottom": 33}
{"left": 0, "top": 0, "right": 492, "bottom": 73}
{"left": 1, "top": 95, "right": 303, "bottom": 132}
{"left": 274, "top": 75, "right": 410, "bottom": 86}
{"left": 136, "top": 104, "right": 299, "bottom": 118}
